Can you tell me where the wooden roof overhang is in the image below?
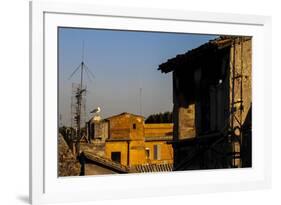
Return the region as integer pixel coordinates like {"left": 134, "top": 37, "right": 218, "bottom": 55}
{"left": 158, "top": 37, "right": 235, "bottom": 74}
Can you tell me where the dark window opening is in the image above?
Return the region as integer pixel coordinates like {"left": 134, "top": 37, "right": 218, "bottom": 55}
{"left": 133, "top": 123, "right": 136, "bottom": 129}
{"left": 145, "top": 148, "right": 150, "bottom": 159}
{"left": 111, "top": 152, "right": 121, "bottom": 163}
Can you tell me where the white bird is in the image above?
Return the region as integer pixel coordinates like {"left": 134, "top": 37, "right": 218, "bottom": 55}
{"left": 90, "top": 107, "right": 101, "bottom": 114}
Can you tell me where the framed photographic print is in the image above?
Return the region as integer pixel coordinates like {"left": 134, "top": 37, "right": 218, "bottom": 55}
{"left": 30, "top": 1, "right": 272, "bottom": 204}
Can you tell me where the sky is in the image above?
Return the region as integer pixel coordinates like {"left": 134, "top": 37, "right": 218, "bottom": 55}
{"left": 58, "top": 28, "right": 217, "bottom": 126}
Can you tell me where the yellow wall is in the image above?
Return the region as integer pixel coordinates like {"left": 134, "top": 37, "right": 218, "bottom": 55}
{"left": 107, "top": 113, "right": 144, "bottom": 140}
{"left": 128, "top": 140, "right": 146, "bottom": 166}
{"left": 105, "top": 140, "right": 173, "bottom": 167}
{"left": 104, "top": 113, "right": 174, "bottom": 167}
{"left": 144, "top": 123, "right": 173, "bottom": 137}
{"left": 105, "top": 141, "right": 128, "bottom": 166}
{"left": 144, "top": 141, "right": 173, "bottom": 164}
{"left": 105, "top": 140, "right": 147, "bottom": 166}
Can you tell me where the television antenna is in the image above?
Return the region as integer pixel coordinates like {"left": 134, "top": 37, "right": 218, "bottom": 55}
{"left": 69, "top": 41, "right": 95, "bottom": 154}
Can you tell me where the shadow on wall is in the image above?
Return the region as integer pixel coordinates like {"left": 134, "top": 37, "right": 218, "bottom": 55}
{"left": 16, "top": 195, "right": 29, "bottom": 204}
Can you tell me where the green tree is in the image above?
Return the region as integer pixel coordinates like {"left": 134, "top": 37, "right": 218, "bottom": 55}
{"left": 145, "top": 111, "right": 173, "bottom": 123}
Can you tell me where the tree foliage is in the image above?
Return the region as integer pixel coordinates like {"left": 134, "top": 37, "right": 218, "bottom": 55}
{"left": 145, "top": 111, "right": 173, "bottom": 124}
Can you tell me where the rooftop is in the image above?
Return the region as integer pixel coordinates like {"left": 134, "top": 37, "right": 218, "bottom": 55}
{"left": 104, "top": 112, "right": 145, "bottom": 120}
{"left": 158, "top": 36, "right": 251, "bottom": 73}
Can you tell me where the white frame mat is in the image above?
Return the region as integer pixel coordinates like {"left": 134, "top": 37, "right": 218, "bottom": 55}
{"left": 30, "top": 1, "right": 272, "bottom": 204}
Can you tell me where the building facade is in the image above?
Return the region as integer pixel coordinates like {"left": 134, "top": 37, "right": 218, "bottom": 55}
{"left": 104, "top": 113, "right": 173, "bottom": 168}
{"left": 158, "top": 36, "right": 252, "bottom": 170}
{"left": 86, "top": 115, "right": 109, "bottom": 144}
{"left": 86, "top": 112, "right": 174, "bottom": 169}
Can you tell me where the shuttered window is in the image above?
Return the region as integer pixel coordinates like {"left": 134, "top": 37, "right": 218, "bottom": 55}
{"left": 153, "top": 144, "right": 161, "bottom": 160}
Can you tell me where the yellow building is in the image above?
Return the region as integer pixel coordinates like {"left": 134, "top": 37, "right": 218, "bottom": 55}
{"left": 104, "top": 112, "right": 173, "bottom": 168}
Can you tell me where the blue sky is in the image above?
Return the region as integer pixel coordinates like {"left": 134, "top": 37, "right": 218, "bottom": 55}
{"left": 59, "top": 27, "right": 217, "bottom": 126}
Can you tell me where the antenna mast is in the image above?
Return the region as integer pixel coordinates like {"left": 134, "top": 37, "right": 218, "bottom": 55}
{"left": 139, "top": 87, "right": 142, "bottom": 116}
{"left": 69, "top": 40, "right": 94, "bottom": 155}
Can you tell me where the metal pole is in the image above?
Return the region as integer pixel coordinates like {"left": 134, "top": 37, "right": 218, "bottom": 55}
{"left": 76, "top": 62, "right": 84, "bottom": 154}
{"left": 139, "top": 87, "right": 142, "bottom": 116}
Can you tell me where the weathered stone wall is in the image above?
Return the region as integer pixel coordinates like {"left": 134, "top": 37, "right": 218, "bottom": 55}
{"left": 178, "top": 104, "right": 196, "bottom": 139}
{"left": 229, "top": 37, "right": 252, "bottom": 167}
{"left": 229, "top": 38, "right": 252, "bottom": 128}
{"left": 93, "top": 120, "right": 109, "bottom": 142}
{"left": 158, "top": 36, "right": 252, "bottom": 170}
{"left": 58, "top": 134, "right": 81, "bottom": 176}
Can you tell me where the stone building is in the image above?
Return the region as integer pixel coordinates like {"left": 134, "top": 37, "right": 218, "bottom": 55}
{"left": 86, "top": 116, "right": 109, "bottom": 144}
{"left": 158, "top": 36, "right": 252, "bottom": 170}
{"left": 104, "top": 112, "right": 174, "bottom": 168}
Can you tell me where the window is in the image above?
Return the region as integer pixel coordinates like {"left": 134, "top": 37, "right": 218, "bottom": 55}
{"left": 133, "top": 123, "right": 136, "bottom": 129}
{"left": 111, "top": 152, "right": 121, "bottom": 163}
{"left": 153, "top": 144, "right": 161, "bottom": 160}
{"left": 145, "top": 148, "right": 150, "bottom": 159}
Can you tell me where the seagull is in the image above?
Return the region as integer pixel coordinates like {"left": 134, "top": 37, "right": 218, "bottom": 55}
{"left": 90, "top": 107, "right": 101, "bottom": 114}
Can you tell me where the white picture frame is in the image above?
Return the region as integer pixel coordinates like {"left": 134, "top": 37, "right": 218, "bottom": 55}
{"left": 30, "top": 1, "right": 272, "bottom": 204}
